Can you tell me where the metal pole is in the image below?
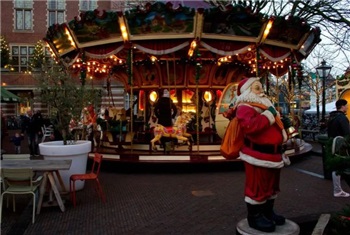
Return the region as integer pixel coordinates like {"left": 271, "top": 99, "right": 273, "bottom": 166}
{"left": 322, "top": 71, "right": 326, "bottom": 121}
{"left": 317, "top": 60, "right": 332, "bottom": 123}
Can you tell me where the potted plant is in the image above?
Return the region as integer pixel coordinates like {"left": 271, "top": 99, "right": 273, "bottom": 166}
{"left": 326, "top": 205, "right": 350, "bottom": 234}
{"left": 35, "top": 64, "right": 101, "bottom": 191}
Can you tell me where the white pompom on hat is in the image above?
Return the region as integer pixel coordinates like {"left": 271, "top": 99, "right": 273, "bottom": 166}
{"left": 237, "top": 77, "right": 260, "bottom": 96}
{"left": 163, "top": 89, "right": 170, "bottom": 97}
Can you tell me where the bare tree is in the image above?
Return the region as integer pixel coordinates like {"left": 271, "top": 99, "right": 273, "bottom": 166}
{"left": 267, "top": 74, "right": 298, "bottom": 123}
{"left": 303, "top": 73, "right": 323, "bottom": 121}
{"left": 206, "top": 0, "right": 350, "bottom": 74}
{"left": 301, "top": 69, "right": 335, "bottom": 122}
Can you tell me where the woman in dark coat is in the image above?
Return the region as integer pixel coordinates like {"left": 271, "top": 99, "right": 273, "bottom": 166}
{"left": 21, "top": 110, "right": 43, "bottom": 156}
{"left": 154, "top": 89, "right": 177, "bottom": 127}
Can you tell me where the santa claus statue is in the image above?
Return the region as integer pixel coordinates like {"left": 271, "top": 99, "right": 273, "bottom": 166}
{"left": 235, "top": 77, "right": 289, "bottom": 232}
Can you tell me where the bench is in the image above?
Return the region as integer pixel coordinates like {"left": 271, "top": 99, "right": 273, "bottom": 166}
{"left": 301, "top": 129, "right": 319, "bottom": 141}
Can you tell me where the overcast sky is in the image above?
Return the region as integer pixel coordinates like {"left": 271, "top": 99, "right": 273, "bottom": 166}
{"left": 161, "top": 1, "right": 349, "bottom": 76}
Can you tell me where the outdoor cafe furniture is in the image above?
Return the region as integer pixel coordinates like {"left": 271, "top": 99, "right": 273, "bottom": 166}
{"left": 1, "top": 159, "right": 72, "bottom": 214}
{"left": 2, "top": 154, "right": 31, "bottom": 160}
{"left": 70, "top": 152, "right": 106, "bottom": 207}
{"left": 0, "top": 168, "right": 43, "bottom": 224}
{"left": 41, "top": 125, "right": 54, "bottom": 143}
{"left": 0, "top": 154, "right": 35, "bottom": 208}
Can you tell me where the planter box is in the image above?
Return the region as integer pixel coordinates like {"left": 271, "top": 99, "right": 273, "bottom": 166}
{"left": 39, "top": 140, "right": 91, "bottom": 191}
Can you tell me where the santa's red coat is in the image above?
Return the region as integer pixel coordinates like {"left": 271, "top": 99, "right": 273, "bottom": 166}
{"left": 236, "top": 103, "right": 286, "bottom": 203}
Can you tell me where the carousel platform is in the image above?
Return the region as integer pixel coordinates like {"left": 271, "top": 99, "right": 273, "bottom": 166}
{"left": 91, "top": 143, "right": 230, "bottom": 163}
{"left": 90, "top": 139, "right": 313, "bottom": 163}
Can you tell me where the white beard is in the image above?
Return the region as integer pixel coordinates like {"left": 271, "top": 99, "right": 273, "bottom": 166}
{"left": 236, "top": 89, "right": 274, "bottom": 107}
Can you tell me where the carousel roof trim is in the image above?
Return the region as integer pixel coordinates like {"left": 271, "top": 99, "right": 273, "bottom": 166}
{"left": 43, "top": 2, "right": 321, "bottom": 89}
{"left": 45, "top": 3, "right": 320, "bottom": 58}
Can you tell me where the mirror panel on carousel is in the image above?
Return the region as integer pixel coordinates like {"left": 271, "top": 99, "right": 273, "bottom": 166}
{"left": 215, "top": 83, "right": 238, "bottom": 138}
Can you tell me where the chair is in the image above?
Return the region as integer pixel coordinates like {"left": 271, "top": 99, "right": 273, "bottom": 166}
{"left": 41, "top": 125, "right": 54, "bottom": 143}
{"left": 1, "top": 154, "right": 32, "bottom": 207}
{"left": 69, "top": 153, "right": 106, "bottom": 207}
{"left": 0, "top": 168, "right": 43, "bottom": 224}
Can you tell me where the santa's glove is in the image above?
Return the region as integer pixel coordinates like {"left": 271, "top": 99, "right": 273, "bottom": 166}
{"left": 282, "top": 117, "right": 292, "bottom": 129}
{"left": 223, "top": 108, "right": 236, "bottom": 120}
{"left": 267, "top": 106, "right": 277, "bottom": 117}
{"left": 282, "top": 153, "right": 291, "bottom": 166}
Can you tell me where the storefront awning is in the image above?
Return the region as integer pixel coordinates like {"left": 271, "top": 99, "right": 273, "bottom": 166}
{"left": 1, "top": 87, "right": 20, "bottom": 103}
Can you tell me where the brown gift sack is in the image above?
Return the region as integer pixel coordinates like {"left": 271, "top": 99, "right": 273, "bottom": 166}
{"left": 220, "top": 116, "right": 243, "bottom": 159}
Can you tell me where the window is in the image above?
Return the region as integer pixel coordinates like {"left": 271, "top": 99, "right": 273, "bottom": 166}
{"left": 11, "top": 45, "right": 53, "bottom": 72}
{"left": 79, "top": 0, "right": 97, "bottom": 11}
{"left": 11, "top": 45, "right": 34, "bottom": 72}
{"left": 14, "top": 0, "right": 33, "bottom": 30}
{"left": 48, "top": 0, "right": 65, "bottom": 26}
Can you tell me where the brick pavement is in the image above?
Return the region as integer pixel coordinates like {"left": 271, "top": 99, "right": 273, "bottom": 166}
{"left": 1, "top": 131, "right": 350, "bottom": 235}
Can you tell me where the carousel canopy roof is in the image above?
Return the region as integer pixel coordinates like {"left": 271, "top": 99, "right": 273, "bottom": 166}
{"left": 44, "top": 2, "right": 321, "bottom": 90}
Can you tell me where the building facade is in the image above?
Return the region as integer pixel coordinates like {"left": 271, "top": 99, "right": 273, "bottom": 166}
{"left": 1, "top": 0, "right": 128, "bottom": 118}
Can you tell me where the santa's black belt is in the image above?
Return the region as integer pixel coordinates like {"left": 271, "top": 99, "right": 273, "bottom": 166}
{"left": 244, "top": 138, "right": 282, "bottom": 154}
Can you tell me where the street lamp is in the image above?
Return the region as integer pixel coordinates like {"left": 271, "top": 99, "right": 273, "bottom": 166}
{"left": 316, "top": 60, "right": 332, "bottom": 123}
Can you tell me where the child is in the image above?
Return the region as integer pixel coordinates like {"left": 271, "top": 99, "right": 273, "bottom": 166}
{"left": 10, "top": 132, "right": 24, "bottom": 154}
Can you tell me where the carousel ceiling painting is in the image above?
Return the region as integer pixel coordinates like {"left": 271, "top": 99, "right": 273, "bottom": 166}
{"left": 44, "top": 1, "right": 321, "bottom": 90}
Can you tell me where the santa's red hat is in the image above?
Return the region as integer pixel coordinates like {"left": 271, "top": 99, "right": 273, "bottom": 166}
{"left": 237, "top": 77, "right": 260, "bottom": 96}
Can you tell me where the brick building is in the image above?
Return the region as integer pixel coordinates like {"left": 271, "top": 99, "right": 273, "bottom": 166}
{"left": 0, "top": 0, "right": 128, "bottom": 118}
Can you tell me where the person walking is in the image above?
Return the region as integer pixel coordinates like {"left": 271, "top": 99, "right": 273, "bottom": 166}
{"left": 10, "top": 132, "right": 24, "bottom": 154}
{"left": 21, "top": 110, "right": 43, "bottom": 156}
{"left": 327, "top": 98, "right": 350, "bottom": 197}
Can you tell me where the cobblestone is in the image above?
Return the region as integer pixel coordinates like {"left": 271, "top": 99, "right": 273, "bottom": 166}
{"left": 1, "top": 131, "right": 349, "bottom": 235}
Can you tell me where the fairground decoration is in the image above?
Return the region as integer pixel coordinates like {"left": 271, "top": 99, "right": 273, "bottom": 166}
{"left": 43, "top": 2, "right": 321, "bottom": 90}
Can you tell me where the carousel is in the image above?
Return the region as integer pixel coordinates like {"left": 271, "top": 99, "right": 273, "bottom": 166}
{"left": 43, "top": 2, "right": 318, "bottom": 162}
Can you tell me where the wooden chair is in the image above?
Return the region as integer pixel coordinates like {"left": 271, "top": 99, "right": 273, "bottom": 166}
{"left": 69, "top": 153, "right": 106, "bottom": 207}
{"left": 0, "top": 168, "right": 43, "bottom": 224}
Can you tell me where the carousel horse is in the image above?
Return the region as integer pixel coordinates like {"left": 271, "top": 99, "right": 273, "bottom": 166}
{"left": 150, "top": 112, "right": 194, "bottom": 151}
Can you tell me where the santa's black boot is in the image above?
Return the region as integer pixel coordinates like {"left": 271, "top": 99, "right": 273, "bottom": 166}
{"left": 264, "top": 199, "right": 286, "bottom": 225}
{"left": 246, "top": 203, "right": 276, "bottom": 232}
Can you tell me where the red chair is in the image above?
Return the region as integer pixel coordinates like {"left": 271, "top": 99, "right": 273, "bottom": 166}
{"left": 69, "top": 153, "right": 106, "bottom": 207}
